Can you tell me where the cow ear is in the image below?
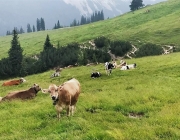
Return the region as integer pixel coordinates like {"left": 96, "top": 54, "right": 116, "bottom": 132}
{"left": 59, "top": 86, "right": 63, "bottom": 91}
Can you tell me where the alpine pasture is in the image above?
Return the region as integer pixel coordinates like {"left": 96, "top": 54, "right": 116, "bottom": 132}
{"left": 0, "top": 0, "right": 180, "bottom": 139}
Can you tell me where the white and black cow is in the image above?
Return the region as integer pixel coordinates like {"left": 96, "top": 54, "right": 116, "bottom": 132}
{"left": 120, "top": 63, "right": 137, "bottom": 70}
{"left": 50, "top": 71, "right": 60, "bottom": 78}
{"left": 105, "top": 62, "right": 114, "bottom": 75}
{"left": 91, "top": 72, "right": 101, "bottom": 78}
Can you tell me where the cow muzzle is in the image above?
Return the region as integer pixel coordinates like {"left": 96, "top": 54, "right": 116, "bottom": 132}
{"left": 51, "top": 96, "right": 57, "bottom": 100}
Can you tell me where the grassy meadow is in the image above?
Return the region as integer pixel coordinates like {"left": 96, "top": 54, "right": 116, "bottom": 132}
{"left": 0, "top": 0, "right": 180, "bottom": 59}
{"left": 0, "top": 52, "right": 180, "bottom": 139}
{"left": 0, "top": 0, "right": 180, "bottom": 139}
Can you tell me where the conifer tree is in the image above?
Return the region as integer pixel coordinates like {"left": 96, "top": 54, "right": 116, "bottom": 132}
{"left": 101, "top": 10, "right": 104, "bottom": 20}
{"left": 36, "top": 18, "right": 41, "bottom": 31}
{"left": 41, "top": 18, "right": 45, "bottom": 30}
{"left": 57, "top": 20, "right": 60, "bottom": 28}
{"left": 33, "top": 25, "right": 36, "bottom": 32}
{"left": 129, "top": 0, "right": 144, "bottom": 11}
{"left": 43, "top": 34, "right": 53, "bottom": 51}
{"left": 8, "top": 29, "right": 23, "bottom": 76}
{"left": 27, "top": 24, "right": 32, "bottom": 33}
{"left": 20, "top": 26, "right": 24, "bottom": 34}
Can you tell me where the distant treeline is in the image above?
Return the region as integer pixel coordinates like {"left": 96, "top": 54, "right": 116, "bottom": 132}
{"left": 69, "top": 10, "right": 104, "bottom": 27}
{"left": 6, "top": 18, "right": 45, "bottom": 35}
{"left": 6, "top": 10, "right": 104, "bottom": 35}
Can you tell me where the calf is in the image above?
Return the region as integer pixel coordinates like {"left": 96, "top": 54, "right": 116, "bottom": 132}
{"left": 91, "top": 72, "right": 101, "bottom": 78}
{"left": 0, "top": 84, "right": 41, "bottom": 102}
{"left": 42, "top": 78, "right": 81, "bottom": 119}
{"left": 2, "top": 78, "right": 26, "bottom": 86}
{"left": 105, "top": 62, "right": 114, "bottom": 75}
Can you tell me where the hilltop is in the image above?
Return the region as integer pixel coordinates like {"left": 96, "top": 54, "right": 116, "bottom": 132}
{"left": 0, "top": 0, "right": 179, "bottom": 59}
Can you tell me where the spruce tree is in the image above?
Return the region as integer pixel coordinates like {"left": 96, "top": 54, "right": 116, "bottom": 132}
{"left": 57, "top": 20, "right": 60, "bottom": 28}
{"left": 8, "top": 29, "right": 23, "bottom": 76}
{"left": 101, "top": 10, "right": 104, "bottom": 20}
{"left": 33, "top": 25, "right": 36, "bottom": 32}
{"left": 41, "top": 18, "right": 45, "bottom": 30}
{"left": 43, "top": 34, "right": 53, "bottom": 51}
{"left": 36, "top": 18, "right": 41, "bottom": 31}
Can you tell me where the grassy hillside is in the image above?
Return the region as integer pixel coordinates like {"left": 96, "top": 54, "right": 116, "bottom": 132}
{"left": 0, "top": 0, "right": 180, "bottom": 59}
{"left": 0, "top": 52, "right": 180, "bottom": 139}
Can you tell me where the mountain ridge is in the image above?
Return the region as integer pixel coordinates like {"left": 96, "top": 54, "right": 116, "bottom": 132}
{"left": 0, "top": 0, "right": 166, "bottom": 36}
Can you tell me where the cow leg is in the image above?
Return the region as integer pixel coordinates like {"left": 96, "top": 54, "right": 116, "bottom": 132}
{"left": 55, "top": 105, "right": 63, "bottom": 120}
{"left": 66, "top": 105, "right": 71, "bottom": 117}
{"left": 71, "top": 105, "right": 76, "bottom": 116}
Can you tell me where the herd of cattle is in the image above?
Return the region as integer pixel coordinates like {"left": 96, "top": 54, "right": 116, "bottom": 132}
{"left": 0, "top": 60, "right": 136, "bottom": 120}
{"left": 91, "top": 60, "right": 137, "bottom": 78}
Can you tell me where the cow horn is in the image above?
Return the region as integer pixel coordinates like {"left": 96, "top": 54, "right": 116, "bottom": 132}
{"left": 41, "top": 89, "right": 49, "bottom": 94}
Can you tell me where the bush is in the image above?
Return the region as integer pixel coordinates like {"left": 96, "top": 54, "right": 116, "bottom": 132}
{"left": 110, "top": 40, "right": 132, "bottom": 56}
{"left": 136, "top": 43, "right": 163, "bottom": 57}
{"left": 94, "top": 36, "right": 110, "bottom": 49}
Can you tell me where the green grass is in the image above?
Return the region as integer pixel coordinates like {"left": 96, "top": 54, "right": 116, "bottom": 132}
{"left": 0, "top": 0, "right": 180, "bottom": 59}
{"left": 0, "top": 0, "right": 180, "bottom": 139}
{"left": 0, "top": 52, "right": 180, "bottom": 139}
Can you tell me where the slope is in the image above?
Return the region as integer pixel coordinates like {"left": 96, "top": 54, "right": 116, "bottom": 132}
{"left": 0, "top": 51, "right": 180, "bottom": 139}
{"left": 0, "top": 0, "right": 179, "bottom": 59}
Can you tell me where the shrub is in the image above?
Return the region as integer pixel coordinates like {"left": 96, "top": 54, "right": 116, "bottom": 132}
{"left": 110, "top": 40, "right": 132, "bottom": 56}
{"left": 136, "top": 43, "right": 163, "bottom": 57}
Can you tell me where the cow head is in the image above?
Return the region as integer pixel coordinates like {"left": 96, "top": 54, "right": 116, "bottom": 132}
{"left": 32, "top": 83, "right": 41, "bottom": 93}
{"left": 47, "top": 84, "right": 59, "bottom": 101}
{"left": 20, "top": 78, "right": 26, "bottom": 83}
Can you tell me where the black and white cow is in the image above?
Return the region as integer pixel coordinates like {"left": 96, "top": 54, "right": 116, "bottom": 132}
{"left": 105, "top": 62, "right": 114, "bottom": 75}
{"left": 50, "top": 71, "right": 60, "bottom": 78}
{"left": 91, "top": 72, "right": 101, "bottom": 78}
{"left": 120, "top": 63, "right": 136, "bottom": 70}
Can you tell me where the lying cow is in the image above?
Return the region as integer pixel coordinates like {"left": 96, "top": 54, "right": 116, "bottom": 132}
{"left": 42, "top": 78, "right": 81, "bottom": 119}
{"left": 0, "top": 84, "right": 41, "bottom": 102}
{"left": 2, "top": 78, "right": 26, "bottom": 86}
{"left": 105, "top": 62, "right": 114, "bottom": 75}
{"left": 120, "top": 63, "right": 137, "bottom": 70}
{"left": 50, "top": 71, "right": 60, "bottom": 78}
{"left": 91, "top": 72, "right": 101, "bottom": 78}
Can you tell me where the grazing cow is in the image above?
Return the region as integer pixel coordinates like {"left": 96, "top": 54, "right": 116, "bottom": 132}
{"left": 91, "top": 72, "right": 101, "bottom": 78}
{"left": 120, "top": 63, "right": 137, "bottom": 70}
{"left": 0, "top": 84, "right": 41, "bottom": 102}
{"left": 2, "top": 78, "right": 26, "bottom": 86}
{"left": 42, "top": 78, "right": 81, "bottom": 119}
{"left": 105, "top": 62, "right": 114, "bottom": 75}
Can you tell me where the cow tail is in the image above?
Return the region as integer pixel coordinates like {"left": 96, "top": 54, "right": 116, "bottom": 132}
{"left": 70, "top": 95, "right": 72, "bottom": 106}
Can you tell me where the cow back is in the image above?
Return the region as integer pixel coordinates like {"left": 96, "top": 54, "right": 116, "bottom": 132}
{"left": 58, "top": 78, "right": 80, "bottom": 106}
{"left": 2, "top": 79, "right": 20, "bottom": 86}
{"left": 3, "top": 88, "right": 37, "bottom": 101}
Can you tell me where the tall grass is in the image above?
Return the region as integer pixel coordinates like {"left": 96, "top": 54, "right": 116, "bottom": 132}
{"left": 0, "top": 0, "right": 179, "bottom": 59}
{"left": 0, "top": 52, "right": 180, "bottom": 139}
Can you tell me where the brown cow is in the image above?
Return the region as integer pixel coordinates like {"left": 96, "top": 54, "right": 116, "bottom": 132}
{"left": 2, "top": 78, "right": 26, "bottom": 86}
{"left": 0, "top": 84, "right": 41, "bottom": 102}
{"left": 42, "top": 78, "right": 81, "bottom": 119}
